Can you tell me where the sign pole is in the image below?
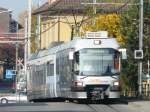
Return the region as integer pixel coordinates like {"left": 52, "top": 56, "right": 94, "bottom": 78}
{"left": 138, "top": 0, "right": 143, "bottom": 96}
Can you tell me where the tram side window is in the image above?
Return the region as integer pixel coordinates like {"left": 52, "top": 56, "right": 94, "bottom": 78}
{"left": 39, "top": 70, "right": 43, "bottom": 85}
{"left": 56, "top": 58, "right": 59, "bottom": 75}
{"left": 47, "top": 63, "right": 54, "bottom": 76}
{"left": 33, "top": 64, "right": 45, "bottom": 87}
{"left": 56, "top": 50, "right": 72, "bottom": 83}
{"left": 60, "top": 56, "right": 66, "bottom": 78}
{"left": 74, "top": 52, "right": 79, "bottom": 74}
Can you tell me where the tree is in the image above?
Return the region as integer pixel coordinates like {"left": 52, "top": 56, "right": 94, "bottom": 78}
{"left": 31, "top": 15, "right": 38, "bottom": 53}
{"left": 18, "top": 5, "right": 38, "bottom": 53}
{"left": 18, "top": 10, "right": 28, "bottom": 28}
{"left": 81, "top": 13, "right": 124, "bottom": 45}
{"left": 142, "top": 0, "right": 150, "bottom": 74}
{"left": 119, "top": 0, "right": 150, "bottom": 92}
{"left": 0, "top": 43, "right": 24, "bottom": 78}
{"left": 18, "top": 5, "right": 38, "bottom": 27}
{"left": 120, "top": 2, "right": 139, "bottom": 92}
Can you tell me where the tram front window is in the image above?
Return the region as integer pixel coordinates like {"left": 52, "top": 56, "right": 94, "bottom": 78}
{"left": 74, "top": 49, "right": 120, "bottom": 76}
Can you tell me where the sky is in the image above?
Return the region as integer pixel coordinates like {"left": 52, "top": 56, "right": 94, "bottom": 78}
{"left": 0, "top": 0, "right": 46, "bottom": 19}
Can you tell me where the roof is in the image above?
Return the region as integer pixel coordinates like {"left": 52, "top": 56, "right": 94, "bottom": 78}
{"left": 33, "top": 0, "right": 133, "bottom": 15}
{"left": 33, "top": 0, "right": 89, "bottom": 15}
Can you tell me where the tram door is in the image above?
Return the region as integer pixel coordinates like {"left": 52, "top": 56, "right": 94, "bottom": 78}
{"left": 46, "top": 61, "right": 55, "bottom": 97}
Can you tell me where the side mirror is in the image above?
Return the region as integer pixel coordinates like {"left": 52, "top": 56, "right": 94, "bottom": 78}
{"left": 119, "top": 48, "right": 127, "bottom": 59}
{"left": 69, "top": 51, "right": 74, "bottom": 60}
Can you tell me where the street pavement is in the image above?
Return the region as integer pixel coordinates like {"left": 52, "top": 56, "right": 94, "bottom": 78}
{"left": 128, "top": 101, "right": 150, "bottom": 112}
{"left": 0, "top": 100, "right": 149, "bottom": 112}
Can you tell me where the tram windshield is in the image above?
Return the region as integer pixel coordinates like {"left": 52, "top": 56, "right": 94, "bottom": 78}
{"left": 74, "top": 48, "right": 120, "bottom": 76}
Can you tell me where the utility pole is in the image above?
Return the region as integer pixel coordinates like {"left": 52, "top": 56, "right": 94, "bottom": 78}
{"left": 24, "top": 18, "right": 28, "bottom": 77}
{"left": 15, "top": 23, "right": 18, "bottom": 71}
{"left": 28, "top": 0, "right": 31, "bottom": 56}
{"left": 37, "top": 0, "right": 41, "bottom": 50}
{"left": 93, "top": 0, "right": 96, "bottom": 25}
{"left": 138, "top": 0, "right": 143, "bottom": 96}
{"left": 24, "top": 18, "right": 28, "bottom": 92}
{"left": 15, "top": 23, "right": 18, "bottom": 92}
{"left": 148, "top": 60, "right": 149, "bottom": 76}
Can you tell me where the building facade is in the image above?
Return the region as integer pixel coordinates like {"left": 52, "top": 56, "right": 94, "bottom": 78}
{"left": 33, "top": 0, "right": 131, "bottom": 49}
{"left": 0, "top": 7, "right": 11, "bottom": 33}
{"left": 0, "top": 7, "right": 24, "bottom": 79}
{"left": 33, "top": 0, "right": 89, "bottom": 49}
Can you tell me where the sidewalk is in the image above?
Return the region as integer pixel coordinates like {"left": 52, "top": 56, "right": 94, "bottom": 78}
{"left": 128, "top": 101, "right": 150, "bottom": 112}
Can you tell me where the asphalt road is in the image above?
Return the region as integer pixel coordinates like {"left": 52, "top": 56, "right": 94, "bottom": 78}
{"left": 0, "top": 101, "right": 149, "bottom": 112}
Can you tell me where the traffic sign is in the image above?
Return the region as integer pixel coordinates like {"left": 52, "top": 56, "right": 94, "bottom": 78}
{"left": 5, "top": 69, "right": 15, "bottom": 79}
{"left": 134, "top": 50, "right": 143, "bottom": 59}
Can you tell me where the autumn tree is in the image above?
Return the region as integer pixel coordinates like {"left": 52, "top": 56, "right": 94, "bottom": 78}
{"left": 81, "top": 13, "right": 124, "bottom": 45}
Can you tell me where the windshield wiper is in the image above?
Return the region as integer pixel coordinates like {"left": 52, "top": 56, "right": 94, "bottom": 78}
{"left": 101, "top": 72, "right": 119, "bottom": 76}
{"left": 80, "top": 76, "right": 88, "bottom": 79}
{"left": 101, "top": 72, "right": 119, "bottom": 79}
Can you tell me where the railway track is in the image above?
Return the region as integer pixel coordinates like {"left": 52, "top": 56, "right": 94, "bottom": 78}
{"left": 73, "top": 99, "right": 129, "bottom": 112}
{"left": 87, "top": 104, "right": 123, "bottom": 112}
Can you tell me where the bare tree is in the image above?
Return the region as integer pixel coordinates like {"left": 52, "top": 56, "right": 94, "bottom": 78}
{"left": 18, "top": 5, "right": 38, "bottom": 27}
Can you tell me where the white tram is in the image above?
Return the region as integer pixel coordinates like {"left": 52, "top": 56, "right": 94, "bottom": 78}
{"left": 27, "top": 31, "right": 124, "bottom": 101}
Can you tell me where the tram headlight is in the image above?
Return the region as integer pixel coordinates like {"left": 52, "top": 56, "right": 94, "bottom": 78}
{"left": 73, "top": 80, "right": 83, "bottom": 87}
{"left": 113, "top": 81, "right": 119, "bottom": 86}
{"left": 111, "top": 81, "right": 120, "bottom": 91}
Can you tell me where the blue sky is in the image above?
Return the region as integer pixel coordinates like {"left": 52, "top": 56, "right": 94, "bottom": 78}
{"left": 0, "top": 0, "right": 46, "bottom": 19}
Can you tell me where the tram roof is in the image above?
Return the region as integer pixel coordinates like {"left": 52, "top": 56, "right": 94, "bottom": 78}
{"left": 48, "top": 37, "right": 119, "bottom": 53}
{"left": 29, "top": 37, "right": 119, "bottom": 61}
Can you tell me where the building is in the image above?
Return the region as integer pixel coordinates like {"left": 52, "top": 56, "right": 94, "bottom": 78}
{"left": 32, "top": 0, "right": 132, "bottom": 49}
{"left": 33, "top": 0, "right": 89, "bottom": 49}
{"left": 0, "top": 7, "right": 24, "bottom": 80}
{"left": 0, "top": 7, "right": 11, "bottom": 33}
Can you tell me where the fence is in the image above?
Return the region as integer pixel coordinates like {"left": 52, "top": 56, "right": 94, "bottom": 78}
{"left": 121, "top": 84, "right": 150, "bottom": 100}
{"left": 142, "top": 84, "right": 150, "bottom": 99}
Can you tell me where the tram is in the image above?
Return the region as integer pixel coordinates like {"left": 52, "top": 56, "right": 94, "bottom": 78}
{"left": 27, "top": 31, "right": 124, "bottom": 101}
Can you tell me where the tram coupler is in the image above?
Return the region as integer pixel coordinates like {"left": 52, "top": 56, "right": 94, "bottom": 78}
{"left": 91, "top": 91, "right": 104, "bottom": 100}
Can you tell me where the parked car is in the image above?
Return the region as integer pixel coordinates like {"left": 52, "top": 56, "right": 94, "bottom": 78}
{"left": 0, "top": 92, "right": 28, "bottom": 104}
